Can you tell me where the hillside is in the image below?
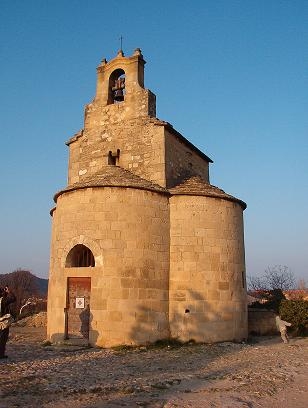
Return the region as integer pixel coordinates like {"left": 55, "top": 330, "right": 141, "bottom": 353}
{"left": 35, "top": 276, "right": 49, "bottom": 295}
{"left": 0, "top": 270, "right": 48, "bottom": 297}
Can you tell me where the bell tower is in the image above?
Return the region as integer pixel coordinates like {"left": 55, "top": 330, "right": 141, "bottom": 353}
{"left": 84, "top": 48, "right": 156, "bottom": 131}
{"left": 95, "top": 48, "right": 145, "bottom": 104}
{"left": 66, "top": 48, "right": 162, "bottom": 186}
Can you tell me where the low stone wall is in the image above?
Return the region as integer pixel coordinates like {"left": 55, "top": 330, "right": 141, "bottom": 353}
{"left": 248, "top": 308, "right": 277, "bottom": 335}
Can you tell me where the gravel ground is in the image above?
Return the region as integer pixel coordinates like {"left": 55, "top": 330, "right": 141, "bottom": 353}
{"left": 0, "top": 317, "right": 307, "bottom": 408}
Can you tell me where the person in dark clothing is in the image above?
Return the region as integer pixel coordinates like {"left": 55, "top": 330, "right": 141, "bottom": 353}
{"left": 0, "top": 286, "right": 16, "bottom": 359}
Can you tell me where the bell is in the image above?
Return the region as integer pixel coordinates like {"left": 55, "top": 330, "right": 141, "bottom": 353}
{"left": 113, "top": 89, "right": 124, "bottom": 101}
{"left": 112, "top": 77, "right": 125, "bottom": 102}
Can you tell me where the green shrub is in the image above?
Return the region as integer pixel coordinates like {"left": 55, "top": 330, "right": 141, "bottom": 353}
{"left": 265, "top": 289, "right": 286, "bottom": 313}
{"left": 279, "top": 299, "right": 308, "bottom": 336}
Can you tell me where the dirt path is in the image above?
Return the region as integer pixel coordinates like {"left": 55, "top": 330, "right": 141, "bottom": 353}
{"left": 0, "top": 326, "right": 307, "bottom": 407}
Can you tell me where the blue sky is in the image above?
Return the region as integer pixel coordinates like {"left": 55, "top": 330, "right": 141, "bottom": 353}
{"left": 0, "top": 0, "right": 307, "bottom": 283}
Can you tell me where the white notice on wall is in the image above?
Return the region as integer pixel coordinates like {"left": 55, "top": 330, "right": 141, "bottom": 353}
{"left": 76, "top": 297, "right": 85, "bottom": 309}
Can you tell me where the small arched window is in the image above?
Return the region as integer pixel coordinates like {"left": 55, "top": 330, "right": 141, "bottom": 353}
{"left": 65, "top": 244, "right": 95, "bottom": 268}
{"left": 108, "top": 69, "right": 126, "bottom": 104}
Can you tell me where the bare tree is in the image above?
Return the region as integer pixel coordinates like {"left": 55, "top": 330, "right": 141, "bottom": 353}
{"left": 247, "top": 275, "right": 267, "bottom": 292}
{"left": 248, "top": 265, "right": 295, "bottom": 291}
{"left": 264, "top": 265, "right": 295, "bottom": 290}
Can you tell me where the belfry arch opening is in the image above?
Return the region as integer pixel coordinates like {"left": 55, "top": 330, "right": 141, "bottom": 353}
{"left": 65, "top": 244, "right": 95, "bottom": 268}
{"left": 108, "top": 69, "right": 126, "bottom": 104}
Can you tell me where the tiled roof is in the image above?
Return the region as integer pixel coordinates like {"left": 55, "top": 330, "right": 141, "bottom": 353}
{"left": 53, "top": 170, "right": 246, "bottom": 210}
{"left": 54, "top": 166, "right": 168, "bottom": 203}
{"left": 169, "top": 176, "right": 247, "bottom": 209}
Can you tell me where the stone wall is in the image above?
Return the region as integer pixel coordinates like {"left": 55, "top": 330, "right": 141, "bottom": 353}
{"left": 169, "top": 195, "right": 247, "bottom": 343}
{"left": 248, "top": 309, "right": 277, "bottom": 335}
{"left": 165, "top": 128, "right": 209, "bottom": 188}
{"left": 67, "top": 118, "right": 166, "bottom": 187}
{"left": 48, "top": 186, "right": 170, "bottom": 347}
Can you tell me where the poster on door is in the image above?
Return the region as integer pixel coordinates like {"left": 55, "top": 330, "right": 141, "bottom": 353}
{"left": 66, "top": 277, "right": 91, "bottom": 339}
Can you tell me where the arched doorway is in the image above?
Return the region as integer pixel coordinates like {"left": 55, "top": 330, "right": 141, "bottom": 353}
{"left": 64, "top": 245, "right": 94, "bottom": 343}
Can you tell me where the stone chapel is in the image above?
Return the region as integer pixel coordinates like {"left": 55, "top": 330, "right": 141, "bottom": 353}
{"left": 47, "top": 48, "right": 247, "bottom": 347}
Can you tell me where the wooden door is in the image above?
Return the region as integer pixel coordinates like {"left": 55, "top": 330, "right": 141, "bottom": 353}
{"left": 66, "top": 277, "right": 91, "bottom": 339}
